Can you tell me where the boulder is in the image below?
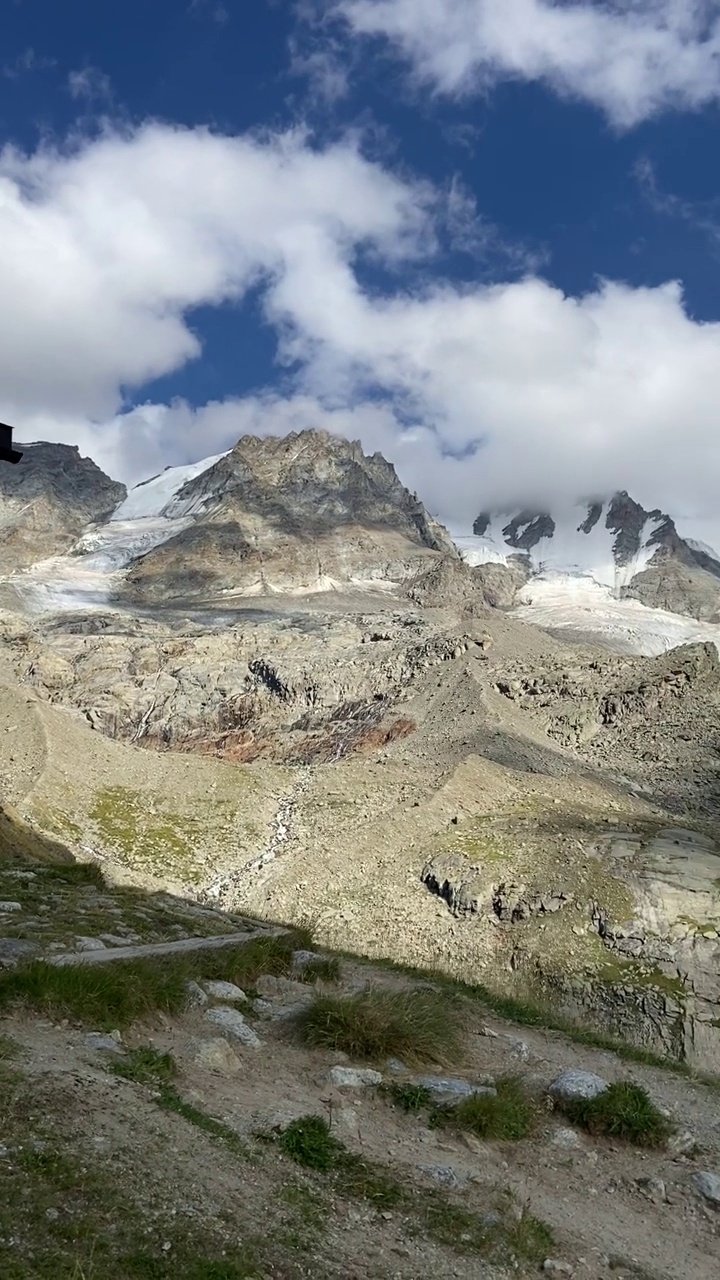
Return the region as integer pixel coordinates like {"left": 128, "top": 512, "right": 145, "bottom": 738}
{"left": 204, "top": 1005, "right": 262, "bottom": 1049}
{"left": 548, "top": 1070, "right": 608, "bottom": 1103}
{"left": 193, "top": 1037, "right": 242, "bottom": 1075}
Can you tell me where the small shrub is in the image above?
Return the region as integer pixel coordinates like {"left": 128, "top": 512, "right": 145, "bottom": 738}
{"left": 294, "top": 956, "right": 341, "bottom": 984}
{"left": 557, "top": 1081, "right": 671, "bottom": 1147}
{"left": 279, "top": 1115, "right": 344, "bottom": 1170}
{"left": 380, "top": 1082, "right": 433, "bottom": 1113}
{"left": 295, "top": 987, "right": 462, "bottom": 1065}
{"left": 112, "top": 1046, "right": 179, "bottom": 1087}
{"left": 431, "top": 1076, "right": 537, "bottom": 1142}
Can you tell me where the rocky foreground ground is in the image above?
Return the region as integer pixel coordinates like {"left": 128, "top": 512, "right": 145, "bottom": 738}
{"left": 0, "top": 808, "right": 719, "bottom": 1279}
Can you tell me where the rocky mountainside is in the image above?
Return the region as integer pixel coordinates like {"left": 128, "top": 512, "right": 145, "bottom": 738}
{"left": 117, "top": 430, "right": 458, "bottom": 606}
{"left": 0, "top": 431, "right": 461, "bottom": 612}
{"left": 1, "top": 430, "right": 720, "bottom": 1090}
{"left": 0, "top": 442, "right": 126, "bottom": 572}
{"left": 463, "top": 491, "right": 720, "bottom": 624}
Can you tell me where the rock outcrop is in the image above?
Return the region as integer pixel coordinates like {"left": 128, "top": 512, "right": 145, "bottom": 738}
{"left": 0, "top": 442, "right": 126, "bottom": 571}
{"left": 117, "top": 430, "right": 458, "bottom": 605}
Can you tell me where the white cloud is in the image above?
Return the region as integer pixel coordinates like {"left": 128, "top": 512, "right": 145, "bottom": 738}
{"left": 4, "top": 121, "right": 720, "bottom": 531}
{"left": 330, "top": 0, "right": 720, "bottom": 128}
{"left": 0, "top": 122, "right": 430, "bottom": 421}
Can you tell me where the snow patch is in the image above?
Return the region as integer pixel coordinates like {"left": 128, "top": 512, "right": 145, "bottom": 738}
{"left": 112, "top": 452, "right": 229, "bottom": 521}
{"left": 513, "top": 576, "right": 720, "bottom": 657}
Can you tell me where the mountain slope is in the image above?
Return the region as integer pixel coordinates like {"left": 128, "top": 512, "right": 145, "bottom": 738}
{"left": 117, "top": 430, "right": 457, "bottom": 605}
{"left": 0, "top": 442, "right": 126, "bottom": 572}
{"left": 465, "top": 491, "right": 720, "bottom": 615}
{"left": 454, "top": 492, "right": 720, "bottom": 654}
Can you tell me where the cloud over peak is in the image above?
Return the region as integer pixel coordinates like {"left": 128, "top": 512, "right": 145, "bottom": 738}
{"left": 2, "top": 119, "right": 720, "bottom": 533}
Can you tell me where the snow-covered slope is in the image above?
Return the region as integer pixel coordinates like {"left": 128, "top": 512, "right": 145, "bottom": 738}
{"left": 513, "top": 575, "right": 720, "bottom": 656}
{"left": 111, "top": 453, "right": 229, "bottom": 522}
{"left": 453, "top": 493, "right": 720, "bottom": 656}
{"left": 458, "top": 498, "right": 668, "bottom": 591}
{"left": 9, "top": 452, "right": 229, "bottom": 612}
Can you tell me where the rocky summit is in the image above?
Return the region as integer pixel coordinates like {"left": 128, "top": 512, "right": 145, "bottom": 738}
{"left": 0, "top": 430, "right": 720, "bottom": 1280}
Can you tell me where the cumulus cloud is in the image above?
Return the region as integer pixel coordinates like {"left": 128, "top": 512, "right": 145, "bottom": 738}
{"left": 328, "top": 0, "right": 720, "bottom": 128}
{"left": 0, "top": 121, "right": 430, "bottom": 424}
{"left": 4, "top": 121, "right": 720, "bottom": 531}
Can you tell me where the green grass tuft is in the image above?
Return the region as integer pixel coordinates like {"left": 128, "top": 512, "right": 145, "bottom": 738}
{"left": 195, "top": 933, "right": 310, "bottom": 987}
{"left": 278, "top": 1115, "right": 345, "bottom": 1171}
{"left": 41, "top": 862, "right": 107, "bottom": 889}
{"left": 0, "top": 933, "right": 313, "bottom": 1030}
{"left": 557, "top": 1081, "right": 672, "bottom": 1147}
{"left": 111, "top": 1046, "right": 179, "bottom": 1088}
{"left": 295, "top": 987, "right": 462, "bottom": 1066}
{"left": 380, "top": 1082, "right": 433, "bottom": 1113}
{"left": 431, "top": 1076, "right": 537, "bottom": 1142}
{"left": 0, "top": 958, "right": 192, "bottom": 1028}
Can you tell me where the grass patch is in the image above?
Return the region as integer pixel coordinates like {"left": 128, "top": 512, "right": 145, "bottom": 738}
{"left": 381, "top": 1082, "right": 433, "bottom": 1113}
{"left": 557, "top": 1081, "right": 672, "bottom": 1147}
{"left": 111, "top": 1046, "right": 179, "bottom": 1088}
{"left": 431, "top": 1076, "right": 537, "bottom": 1142}
{"left": 40, "top": 861, "right": 107, "bottom": 889}
{"left": 349, "top": 951, "right": 720, "bottom": 1086}
{"left": 157, "top": 1089, "right": 250, "bottom": 1161}
{"left": 0, "top": 958, "right": 192, "bottom": 1029}
{"left": 194, "top": 933, "right": 311, "bottom": 987}
{"left": 0, "top": 932, "right": 311, "bottom": 1030}
{"left": 295, "top": 987, "right": 462, "bottom": 1066}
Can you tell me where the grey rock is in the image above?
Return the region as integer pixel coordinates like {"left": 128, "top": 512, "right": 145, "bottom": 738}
{"left": 330, "top": 1107, "right": 360, "bottom": 1139}
{"left": 667, "top": 1129, "right": 698, "bottom": 1157}
{"left": 203, "top": 980, "right": 248, "bottom": 1003}
{"left": 415, "top": 1076, "right": 496, "bottom": 1105}
{"left": 291, "top": 950, "right": 323, "bottom": 971}
{"left": 421, "top": 1165, "right": 465, "bottom": 1189}
{"left": 83, "top": 1033, "right": 125, "bottom": 1055}
{"left": 251, "top": 998, "right": 274, "bottom": 1017}
{"left": 385, "top": 1058, "right": 408, "bottom": 1074}
{"left": 204, "top": 1005, "right": 262, "bottom": 1049}
{"left": 511, "top": 1038, "right": 530, "bottom": 1062}
{"left": 692, "top": 1171, "right": 720, "bottom": 1206}
{"left": 99, "top": 933, "right": 142, "bottom": 947}
{"left": 637, "top": 1176, "right": 666, "bottom": 1203}
{"left": 185, "top": 980, "right": 209, "bottom": 1007}
{"left": 329, "top": 1066, "right": 383, "bottom": 1088}
{"left": 548, "top": 1070, "right": 608, "bottom": 1103}
{"left": 0, "top": 902, "right": 22, "bottom": 913}
{"left": 551, "top": 1128, "right": 584, "bottom": 1150}
{"left": 74, "top": 937, "right": 107, "bottom": 952}
{"left": 193, "top": 1037, "right": 242, "bottom": 1075}
{"left": 542, "top": 1262, "right": 573, "bottom": 1277}
{"left": 0, "top": 938, "right": 40, "bottom": 967}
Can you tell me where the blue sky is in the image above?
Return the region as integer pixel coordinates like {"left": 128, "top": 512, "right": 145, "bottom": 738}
{"left": 2, "top": 0, "right": 720, "bottom": 527}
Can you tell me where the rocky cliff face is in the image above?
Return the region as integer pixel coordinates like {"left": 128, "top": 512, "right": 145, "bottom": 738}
{"left": 0, "top": 443, "right": 126, "bottom": 572}
{"left": 117, "top": 431, "right": 458, "bottom": 605}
